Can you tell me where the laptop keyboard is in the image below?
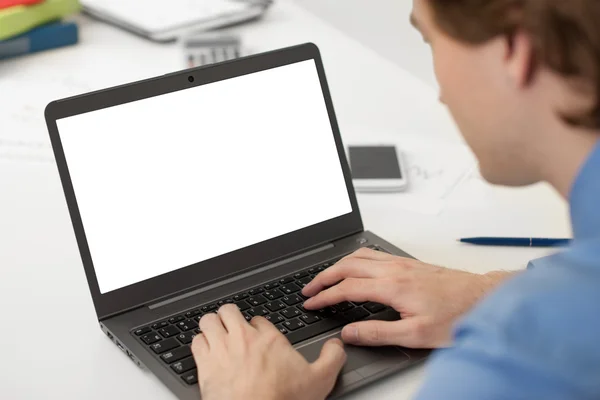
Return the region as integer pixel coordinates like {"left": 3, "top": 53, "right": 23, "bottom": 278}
{"left": 132, "top": 245, "right": 396, "bottom": 386}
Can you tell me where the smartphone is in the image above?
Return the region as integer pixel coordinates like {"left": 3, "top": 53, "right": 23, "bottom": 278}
{"left": 348, "top": 145, "right": 408, "bottom": 192}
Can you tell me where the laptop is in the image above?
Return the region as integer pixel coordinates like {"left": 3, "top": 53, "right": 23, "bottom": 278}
{"left": 44, "top": 43, "right": 430, "bottom": 399}
{"left": 81, "top": 0, "right": 273, "bottom": 43}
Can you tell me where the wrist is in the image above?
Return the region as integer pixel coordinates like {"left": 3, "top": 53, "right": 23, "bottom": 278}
{"left": 483, "top": 270, "right": 515, "bottom": 290}
{"left": 467, "top": 271, "right": 515, "bottom": 306}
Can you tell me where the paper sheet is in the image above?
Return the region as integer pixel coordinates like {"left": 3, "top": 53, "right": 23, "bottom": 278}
{"left": 397, "top": 143, "right": 476, "bottom": 214}
{"left": 0, "top": 71, "right": 96, "bottom": 163}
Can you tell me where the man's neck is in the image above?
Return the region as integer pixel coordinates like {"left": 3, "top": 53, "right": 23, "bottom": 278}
{"left": 539, "top": 126, "right": 600, "bottom": 199}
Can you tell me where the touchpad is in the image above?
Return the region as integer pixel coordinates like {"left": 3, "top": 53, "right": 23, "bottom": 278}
{"left": 297, "top": 333, "right": 410, "bottom": 379}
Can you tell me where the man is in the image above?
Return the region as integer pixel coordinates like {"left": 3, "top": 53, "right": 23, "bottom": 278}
{"left": 191, "top": 0, "right": 600, "bottom": 398}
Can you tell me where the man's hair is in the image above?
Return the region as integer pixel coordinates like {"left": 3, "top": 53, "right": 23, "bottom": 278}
{"left": 428, "top": 0, "right": 600, "bottom": 129}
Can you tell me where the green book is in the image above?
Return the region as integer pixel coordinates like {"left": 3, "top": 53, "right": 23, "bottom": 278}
{"left": 0, "top": 0, "right": 80, "bottom": 41}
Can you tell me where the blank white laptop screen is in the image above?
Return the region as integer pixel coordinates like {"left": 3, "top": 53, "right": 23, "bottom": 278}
{"left": 56, "top": 60, "right": 353, "bottom": 294}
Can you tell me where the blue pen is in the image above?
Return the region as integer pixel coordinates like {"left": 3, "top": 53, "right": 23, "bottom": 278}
{"left": 460, "top": 237, "right": 572, "bottom": 247}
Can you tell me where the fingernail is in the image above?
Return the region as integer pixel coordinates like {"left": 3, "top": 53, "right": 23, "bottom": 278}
{"left": 303, "top": 298, "right": 314, "bottom": 307}
{"left": 343, "top": 325, "right": 358, "bottom": 342}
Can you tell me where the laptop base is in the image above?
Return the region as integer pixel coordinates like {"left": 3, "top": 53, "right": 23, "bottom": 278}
{"left": 101, "top": 231, "right": 430, "bottom": 399}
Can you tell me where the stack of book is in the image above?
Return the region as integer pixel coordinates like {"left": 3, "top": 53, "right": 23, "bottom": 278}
{"left": 0, "top": 0, "right": 81, "bottom": 60}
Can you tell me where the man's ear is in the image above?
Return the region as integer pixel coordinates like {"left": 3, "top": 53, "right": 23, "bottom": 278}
{"left": 506, "top": 30, "right": 536, "bottom": 88}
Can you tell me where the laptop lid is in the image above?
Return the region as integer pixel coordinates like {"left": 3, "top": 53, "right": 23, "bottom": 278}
{"left": 45, "top": 43, "right": 363, "bottom": 320}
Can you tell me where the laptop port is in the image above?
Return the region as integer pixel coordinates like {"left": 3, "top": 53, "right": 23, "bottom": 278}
{"left": 116, "top": 341, "right": 125, "bottom": 352}
{"left": 106, "top": 331, "right": 114, "bottom": 341}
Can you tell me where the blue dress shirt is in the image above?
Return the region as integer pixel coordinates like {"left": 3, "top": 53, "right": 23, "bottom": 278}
{"left": 416, "top": 140, "right": 600, "bottom": 400}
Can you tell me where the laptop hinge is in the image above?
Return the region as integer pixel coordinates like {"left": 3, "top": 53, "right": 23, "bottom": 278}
{"left": 148, "top": 242, "right": 334, "bottom": 310}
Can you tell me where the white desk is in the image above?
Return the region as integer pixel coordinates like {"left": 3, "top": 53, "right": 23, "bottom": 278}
{"left": 0, "top": 1, "right": 571, "bottom": 399}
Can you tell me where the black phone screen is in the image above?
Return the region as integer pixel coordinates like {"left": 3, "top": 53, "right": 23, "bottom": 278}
{"left": 348, "top": 146, "right": 403, "bottom": 180}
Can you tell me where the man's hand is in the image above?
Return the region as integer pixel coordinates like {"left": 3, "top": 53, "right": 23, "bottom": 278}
{"left": 191, "top": 304, "right": 347, "bottom": 400}
{"left": 302, "top": 248, "right": 513, "bottom": 349}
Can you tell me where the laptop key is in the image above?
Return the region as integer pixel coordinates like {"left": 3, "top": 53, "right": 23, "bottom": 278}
{"left": 168, "top": 315, "right": 185, "bottom": 324}
{"left": 307, "top": 267, "right": 319, "bottom": 275}
{"left": 182, "top": 369, "right": 198, "bottom": 385}
{"left": 248, "top": 287, "right": 264, "bottom": 296}
{"left": 343, "top": 307, "right": 370, "bottom": 322}
{"left": 176, "top": 331, "right": 197, "bottom": 345}
{"left": 263, "top": 282, "right": 279, "bottom": 290}
{"left": 364, "top": 302, "right": 386, "bottom": 314}
{"left": 282, "top": 318, "right": 305, "bottom": 331}
{"left": 201, "top": 304, "right": 217, "bottom": 313}
{"left": 293, "top": 271, "right": 308, "bottom": 280}
{"left": 353, "top": 302, "right": 368, "bottom": 306}
{"left": 217, "top": 299, "right": 234, "bottom": 307}
{"left": 248, "top": 307, "right": 269, "bottom": 317}
{"left": 296, "top": 304, "right": 309, "bottom": 313}
{"left": 300, "top": 313, "right": 322, "bottom": 325}
{"left": 185, "top": 309, "right": 201, "bottom": 318}
{"left": 279, "top": 276, "right": 295, "bottom": 284}
{"left": 235, "top": 300, "right": 250, "bottom": 311}
{"left": 265, "top": 313, "right": 285, "bottom": 324}
{"left": 176, "top": 319, "right": 196, "bottom": 332}
{"left": 280, "top": 283, "right": 301, "bottom": 295}
{"left": 321, "top": 307, "right": 339, "bottom": 318}
{"left": 335, "top": 302, "right": 355, "bottom": 312}
{"left": 234, "top": 293, "right": 249, "bottom": 301}
{"left": 171, "top": 357, "right": 196, "bottom": 374}
{"left": 265, "top": 301, "right": 286, "bottom": 312}
{"left": 151, "top": 338, "right": 179, "bottom": 354}
{"left": 243, "top": 313, "right": 252, "bottom": 322}
{"left": 161, "top": 346, "right": 192, "bottom": 364}
{"left": 276, "top": 325, "right": 289, "bottom": 335}
{"left": 151, "top": 321, "right": 169, "bottom": 330}
{"left": 134, "top": 327, "right": 151, "bottom": 336}
{"left": 247, "top": 295, "right": 267, "bottom": 306}
{"left": 281, "top": 307, "right": 302, "bottom": 319}
{"left": 141, "top": 333, "right": 162, "bottom": 345}
{"left": 194, "top": 328, "right": 201, "bottom": 334}
{"left": 158, "top": 325, "right": 180, "bottom": 338}
{"left": 296, "top": 276, "right": 312, "bottom": 288}
{"left": 263, "top": 289, "right": 283, "bottom": 300}
{"left": 282, "top": 294, "right": 303, "bottom": 306}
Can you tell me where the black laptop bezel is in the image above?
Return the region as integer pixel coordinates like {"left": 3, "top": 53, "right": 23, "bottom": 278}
{"left": 45, "top": 43, "right": 363, "bottom": 320}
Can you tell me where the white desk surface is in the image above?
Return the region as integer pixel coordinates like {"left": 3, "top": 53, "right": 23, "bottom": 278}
{"left": 0, "top": 1, "right": 571, "bottom": 399}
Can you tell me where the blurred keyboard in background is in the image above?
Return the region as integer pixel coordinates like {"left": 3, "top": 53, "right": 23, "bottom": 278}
{"left": 184, "top": 32, "right": 244, "bottom": 68}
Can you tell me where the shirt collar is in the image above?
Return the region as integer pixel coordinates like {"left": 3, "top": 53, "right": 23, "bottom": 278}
{"left": 570, "top": 139, "right": 600, "bottom": 240}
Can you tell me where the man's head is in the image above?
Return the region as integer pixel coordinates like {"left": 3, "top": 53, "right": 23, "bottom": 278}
{"left": 411, "top": 0, "right": 600, "bottom": 190}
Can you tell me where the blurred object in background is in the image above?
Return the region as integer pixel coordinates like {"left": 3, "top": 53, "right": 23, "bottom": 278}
{"left": 0, "top": 0, "right": 80, "bottom": 59}
{"left": 81, "top": 0, "right": 274, "bottom": 43}
{"left": 0, "top": 0, "right": 43, "bottom": 9}
{"left": 0, "top": 0, "right": 80, "bottom": 40}
{"left": 0, "top": 20, "right": 78, "bottom": 60}
{"left": 184, "top": 32, "right": 243, "bottom": 68}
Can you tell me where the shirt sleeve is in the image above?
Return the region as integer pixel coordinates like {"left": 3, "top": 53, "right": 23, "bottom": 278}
{"left": 414, "top": 322, "right": 532, "bottom": 400}
{"left": 413, "top": 268, "right": 591, "bottom": 400}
